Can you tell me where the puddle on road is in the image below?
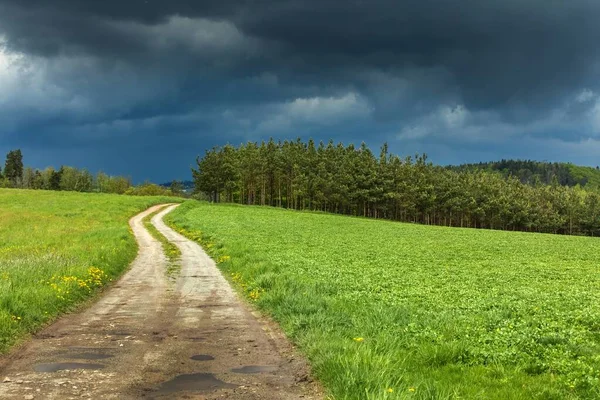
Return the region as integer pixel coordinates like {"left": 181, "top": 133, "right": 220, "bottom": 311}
{"left": 190, "top": 354, "right": 214, "bottom": 361}
{"left": 68, "top": 347, "right": 114, "bottom": 352}
{"left": 34, "top": 362, "right": 105, "bottom": 372}
{"left": 231, "top": 365, "right": 278, "bottom": 374}
{"left": 185, "top": 336, "right": 205, "bottom": 342}
{"left": 68, "top": 353, "right": 114, "bottom": 360}
{"left": 158, "top": 373, "right": 237, "bottom": 393}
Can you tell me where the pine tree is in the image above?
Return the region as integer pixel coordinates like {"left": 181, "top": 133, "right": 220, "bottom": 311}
{"left": 4, "top": 149, "right": 24, "bottom": 187}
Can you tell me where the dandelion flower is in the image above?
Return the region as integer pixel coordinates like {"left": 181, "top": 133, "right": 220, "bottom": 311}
{"left": 353, "top": 337, "right": 364, "bottom": 342}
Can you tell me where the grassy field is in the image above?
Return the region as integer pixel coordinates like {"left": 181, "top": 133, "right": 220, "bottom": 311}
{"left": 167, "top": 201, "right": 600, "bottom": 400}
{"left": 0, "top": 189, "right": 176, "bottom": 353}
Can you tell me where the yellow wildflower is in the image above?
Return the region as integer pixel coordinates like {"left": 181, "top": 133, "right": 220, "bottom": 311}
{"left": 217, "top": 255, "right": 231, "bottom": 263}
{"left": 249, "top": 288, "right": 261, "bottom": 300}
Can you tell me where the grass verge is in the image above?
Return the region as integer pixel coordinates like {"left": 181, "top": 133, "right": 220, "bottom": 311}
{"left": 142, "top": 205, "right": 181, "bottom": 278}
{"left": 0, "top": 189, "right": 179, "bottom": 353}
{"left": 166, "top": 200, "right": 600, "bottom": 400}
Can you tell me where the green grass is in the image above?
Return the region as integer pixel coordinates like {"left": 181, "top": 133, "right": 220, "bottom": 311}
{"left": 142, "top": 206, "right": 181, "bottom": 278}
{"left": 167, "top": 201, "right": 600, "bottom": 400}
{"left": 0, "top": 189, "right": 177, "bottom": 353}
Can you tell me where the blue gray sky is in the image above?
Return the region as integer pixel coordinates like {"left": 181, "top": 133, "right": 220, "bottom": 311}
{"left": 1, "top": 0, "right": 600, "bottom": 182}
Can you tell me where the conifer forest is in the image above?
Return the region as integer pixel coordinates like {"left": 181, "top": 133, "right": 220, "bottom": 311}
{"left": 193, "top": 139, "right": 600, "bottom": 236}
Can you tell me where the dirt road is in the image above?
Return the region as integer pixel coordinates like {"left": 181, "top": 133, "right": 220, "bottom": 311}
{"left": 0, "top": 204, "right": 321, "bottom": 399}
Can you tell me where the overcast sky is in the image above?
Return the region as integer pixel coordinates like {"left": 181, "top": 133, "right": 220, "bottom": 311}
{"left": 1, "top": 0, "right": 600, "bottom": 182}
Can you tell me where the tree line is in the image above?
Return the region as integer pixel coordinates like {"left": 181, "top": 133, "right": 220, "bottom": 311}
{"left": 193, "top": 139, "right": 600, "bottom": 236}
{"left": 0, "top": 149, "right": 185, "bottom": 196}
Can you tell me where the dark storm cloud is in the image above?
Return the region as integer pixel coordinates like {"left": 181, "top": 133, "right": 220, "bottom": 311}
{"left": 3, "top": 0, "right": 600, "bottom": 106}
{"left": 237, "top": 0, "right": 600, "bottom": 111}
{"left": 4, "top": 1, "right": 600, "bottom": 103}
{"left": 1, "top": 0, "right": 600, "bottom": 180}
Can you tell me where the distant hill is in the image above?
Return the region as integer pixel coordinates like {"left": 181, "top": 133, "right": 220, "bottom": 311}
{"left": 159, "top": 180, "right": 194, "bottom": 191}
{"left": 449, "top": 160, "right": 600, "bottom": 188}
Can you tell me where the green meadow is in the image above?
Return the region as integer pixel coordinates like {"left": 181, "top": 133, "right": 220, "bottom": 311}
{"left": 167, "top": 201, "right": 600, "bottom": 400}
{"left": 0, "top": 189, "right": 175, "bottom": 353}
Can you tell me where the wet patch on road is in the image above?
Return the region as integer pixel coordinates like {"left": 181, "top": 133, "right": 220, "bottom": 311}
{"left": 184, "top": 336, "right": 205, "bottom": 342}
{"left": 231, "top": 365, "right": 278, "bottom": 374}
{"left": 68, "top": 353, "right": 114, "bottom": 360}
{"left": 34, "top": 332, "right": 68, "bottom": 339}
{"left": 190, "top": 354, "right": 214, "bottom": 361}
{"left": 67, "top": 347, "right": 115, "bottom": 352}
{"left": 157, "top": 373, "right": 237, "bottom": 393}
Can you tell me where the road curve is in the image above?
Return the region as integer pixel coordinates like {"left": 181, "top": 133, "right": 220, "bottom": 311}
{"left": 0, "top": 204, "right": 321, "bottom": 399}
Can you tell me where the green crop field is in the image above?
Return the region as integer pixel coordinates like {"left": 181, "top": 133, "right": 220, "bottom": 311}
{"left": 0, "top": 189, "right": 176, "bottom": 353}
{"left": 167, "top": 201, "right": 600, "bottom": 400}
